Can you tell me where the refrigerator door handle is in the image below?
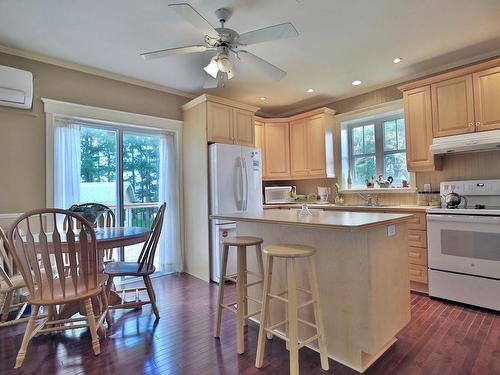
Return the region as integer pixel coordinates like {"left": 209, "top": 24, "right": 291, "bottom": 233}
{"left": 238, "top": 157, "right": 245, "bottom": 211}
{"left": 242, "top": 157, "right": 249, "bottom": 211}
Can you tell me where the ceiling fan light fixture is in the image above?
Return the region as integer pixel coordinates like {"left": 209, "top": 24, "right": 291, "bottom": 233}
{"left": 203, "top": 57, "right": 219, "bottom": 79}
{"left": 217, "top": 53, "right": 233, "bottom": 73}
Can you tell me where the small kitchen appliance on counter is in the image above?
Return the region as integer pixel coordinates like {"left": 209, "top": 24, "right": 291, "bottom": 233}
{"left": 427, "top": 179, "right": 500, "bottom": 311}
{"left": 264, "top": 186, "right": 292, "bottom": 204}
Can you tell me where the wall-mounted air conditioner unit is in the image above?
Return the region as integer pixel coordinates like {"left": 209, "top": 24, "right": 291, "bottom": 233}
{"left": 0, "top": 65, "right": 33, "bottom": 109}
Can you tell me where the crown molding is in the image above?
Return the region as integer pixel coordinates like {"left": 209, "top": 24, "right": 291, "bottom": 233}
{"left": 0, "top": 44, "right": 196, "bottom": 99}
{"left": 181, "top": 94, "right": 260, "bottom": 113}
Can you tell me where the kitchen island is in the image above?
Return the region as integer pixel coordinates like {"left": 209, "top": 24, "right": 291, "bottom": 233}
{"left": 211, "top": 209, "right": 412, "bottom": 373}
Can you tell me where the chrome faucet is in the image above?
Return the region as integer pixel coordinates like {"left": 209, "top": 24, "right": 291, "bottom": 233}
{"left": 357, "top": 193, "right": 380, "bottom": 206}
{"left": 357, "top": 193, "right": 373, "bottom": 206}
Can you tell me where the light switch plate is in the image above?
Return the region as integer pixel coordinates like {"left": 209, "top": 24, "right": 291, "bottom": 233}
{"left": 387, "top": 224, "right": 396, "bottom": 237}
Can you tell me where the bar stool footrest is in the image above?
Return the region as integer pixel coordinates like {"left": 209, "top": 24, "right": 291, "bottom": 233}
{"left": 220, "top": 303, "right": 237, "bottom": 313}
{"left": 298, "top": 334, "right": 320, "bottom": 349}
{"left": 298, "top": 318, "right": 317, "bottom": 329}
{"left": 297, "top": 299, "right": 316, "bottom": 309}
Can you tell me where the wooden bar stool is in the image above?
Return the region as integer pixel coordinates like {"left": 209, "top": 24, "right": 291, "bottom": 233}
{"left": 255, "top": 244, "right": 329, "bottom": 375}
{"left": 214, "top": 236, "right": 266, "bottom": 354}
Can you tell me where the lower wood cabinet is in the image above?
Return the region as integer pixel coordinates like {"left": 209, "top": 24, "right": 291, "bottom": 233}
{"left": 409, "top": 264, "right": 428, "bottom": 284}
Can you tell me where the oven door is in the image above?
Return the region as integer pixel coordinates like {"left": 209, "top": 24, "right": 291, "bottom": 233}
{"left": 427, "top": 214, "right": 500, "bottom": 279}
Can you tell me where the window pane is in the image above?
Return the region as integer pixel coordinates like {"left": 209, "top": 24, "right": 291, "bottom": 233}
{"left": 384, "top": 152, "right": 409, "bottom": 186}
{"left": 123, "top": 132, "right": 161, "bottom": 267}
{"left": 352, "top": 127, "right": 364, "bottom": 155}
{"left": 353, "top": 156, "right": 376, "bottom": 186}
{"left": 79, "top": 126, "right": 118, "bottom": 207}
{"left": 364, "top": 124, "right": 375, "bottom": 153}
{"left": 383, "top": 120, "right": 397, "bottom": 151}
{"left": 397, "top": 118, "right": 406, "bottom": 150}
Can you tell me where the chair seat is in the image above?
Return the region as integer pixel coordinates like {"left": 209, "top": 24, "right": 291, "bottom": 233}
{"left": 263, "top": 244, "right": 316, "bottom": 258}
{"left": 104, "top": 261, "right": 155, "bottom": 276}
{"left": 0, "top": 274, "right": 26, "bottom": 292}
{"left": 223, "top": 236, "right": 263, "bottom": 247}
{"left": 27, "top": 274, "right": 108, "bottom": 305}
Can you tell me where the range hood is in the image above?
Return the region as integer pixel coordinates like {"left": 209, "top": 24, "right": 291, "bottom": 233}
{"left": 430, "top": 129, "right": 500, "bottom": 154}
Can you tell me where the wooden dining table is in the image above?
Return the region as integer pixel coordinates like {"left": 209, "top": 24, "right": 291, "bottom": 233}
{"left": 58, "top": 226, "right": 151, "bottom": 319}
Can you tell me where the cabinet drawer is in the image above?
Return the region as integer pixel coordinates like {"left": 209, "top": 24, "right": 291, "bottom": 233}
{"left": 409, "top": 264, "right": 428, "bottom": 284}
{"left": 407, "top": 213, "right": 427, "bottom": 230}
{"left": 408, "top": 246, "right": 428, "bottom": 266}
{"left": 408, "top": 229, "right": 427, "bottom": 248}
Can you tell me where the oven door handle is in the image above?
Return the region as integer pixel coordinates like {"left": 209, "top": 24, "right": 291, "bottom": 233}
{"left": 427, "top": 214, "right": 500, "bottom": 225}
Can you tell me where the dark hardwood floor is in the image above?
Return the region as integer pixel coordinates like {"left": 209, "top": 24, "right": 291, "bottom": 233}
{"left": 1, "top": 273, "right": 499, "bottom": 375}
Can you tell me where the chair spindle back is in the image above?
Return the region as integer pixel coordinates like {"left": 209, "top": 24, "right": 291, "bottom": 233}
{"left": 9, "top": 209, "right": 98, "bottom": 302}
{"left": 137, "top": 203, "right": 166, "bottom": 273}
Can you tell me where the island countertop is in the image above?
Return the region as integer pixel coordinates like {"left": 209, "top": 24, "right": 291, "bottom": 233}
{"left": 211, "top": 209, "right": 412, "bottom": 231}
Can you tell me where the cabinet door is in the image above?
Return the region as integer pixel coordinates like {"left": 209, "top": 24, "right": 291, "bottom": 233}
{"left": 255, "top": 120, "right": 266, "bottom": 178}
{"left": 233, "top": 108, "right": 255, "bottom": 146}
{"left": 473, "top": 66, "right": 500, "bottom": 132}
{"left": 289, "top": 119, "right": 308, "bottom": 177}
{"left": 264, "top": 122, "right": 290, "bottom": 179}
{"left": 207, "top": 102, "right": 233, "bottom": 144}
{"left": 306, "top": 115, "right": 327, "bottom": 177}
{"left": 403, "top": 86, "right": 439, "bottom": 171}
{"left": 431, "top": 75, "right": 475, "bottom": 137}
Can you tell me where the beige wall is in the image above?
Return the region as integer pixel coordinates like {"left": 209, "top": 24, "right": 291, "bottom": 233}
{"left": 0, "top": 52, "right": 190, "bottom": 214}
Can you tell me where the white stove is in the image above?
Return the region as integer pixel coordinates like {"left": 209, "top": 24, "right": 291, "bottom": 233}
{"left": 427, "top": 179, "right": 500, "bottom": 311}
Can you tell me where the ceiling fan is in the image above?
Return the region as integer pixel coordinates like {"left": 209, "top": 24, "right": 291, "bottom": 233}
{"left": 140, "top": 3, "right": 299, "bottom": 89}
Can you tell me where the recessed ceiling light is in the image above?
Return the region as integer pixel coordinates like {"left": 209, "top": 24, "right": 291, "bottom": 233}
{"left": 259, "top": 97, "right": 267, "bottom": 101}
{"left": 306, "top": 88, "right": 314, "bottom": 93}
{"left": 392, "top": 57, "right": 402, "bottom": 64}
{"left": 351, "top": 80, "right": 362, "bottom": 86}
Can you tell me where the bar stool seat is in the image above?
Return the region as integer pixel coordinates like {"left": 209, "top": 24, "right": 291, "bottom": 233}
{"left": 256, "top": 243, "right": 329, "bottom": 375}
{"left": 214, "top": 236, "right": 268, "bottom": 354}
{"left": 223, "top": 236, "right": 263, "bottom": 247}
{"left": 263, "top": 244, "right": 315, "bottom": 258}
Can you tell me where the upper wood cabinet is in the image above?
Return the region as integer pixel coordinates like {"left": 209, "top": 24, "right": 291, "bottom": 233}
{"left": 233, "top": 108, "right": 255, "bottom": 146}
{"left": 290, "top": 119, "right": 308, "bottom": 177}
{"left": 403, "top": 86, "right": 440, "bottom": 172}
{"left": 473, "top": 66, "right": 500, "bottom": 132}
{"left": 194, "top": 96, "right": 258, "bottom": 146}
{"left": 431, "top": 75, "right": 475, "bottom": 137}
{"left": 254, "top": 119, "right": 266, "bottom": 177}
{"left": 263, "top": 121, "right": 290, "bottom": 179}
{"left": 399, "top": 57, "right": 500, "bottom": 171}
{"left": 256, "top": 108, "right": 335, "bottom": 180}
{"left": 306, "top": 114, "right": 327, "bottom": 176}
{"left": 207, "top": 102, "right": 233, "bottom": 143}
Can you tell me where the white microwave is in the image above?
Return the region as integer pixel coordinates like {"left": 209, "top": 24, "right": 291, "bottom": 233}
{"left": 264, "top": 186, "right": 292, "bottom": 204}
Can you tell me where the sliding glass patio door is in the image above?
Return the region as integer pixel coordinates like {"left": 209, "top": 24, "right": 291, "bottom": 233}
{"left": 54, "top": 117, "right": 179, "bottom": 274}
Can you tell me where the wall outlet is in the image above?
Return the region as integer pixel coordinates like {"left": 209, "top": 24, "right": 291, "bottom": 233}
{"left": 387, "top": 224, "right": 396, "bottom": 237}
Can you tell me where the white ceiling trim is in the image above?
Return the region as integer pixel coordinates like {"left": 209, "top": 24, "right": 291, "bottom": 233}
{"left": 0, "top": 44, "right": 196, "bottom": 99}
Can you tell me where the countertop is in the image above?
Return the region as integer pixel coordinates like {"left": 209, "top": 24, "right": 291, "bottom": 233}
{"left": 211, "top": 210, "right": 412, "bottom": 231}
{"left": 263, "top": 203, "right": 437, "bottom": 213}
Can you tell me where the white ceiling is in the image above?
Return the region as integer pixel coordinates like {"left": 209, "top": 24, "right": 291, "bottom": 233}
{"left": 1, "top": 0, "right": 500, "bottom": 115}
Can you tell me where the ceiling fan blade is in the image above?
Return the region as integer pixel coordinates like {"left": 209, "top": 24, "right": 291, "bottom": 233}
{"left": 169, "top": 3, "right": 219, "bottom": 39}
{"left": 237, "top": 51, "right": 286, "bottom": 81}
{"left": 141, "top": 45, "right": 211, "bottom": 60}
{"left": 237, "top": 22, "right": 298, "bottom": 46}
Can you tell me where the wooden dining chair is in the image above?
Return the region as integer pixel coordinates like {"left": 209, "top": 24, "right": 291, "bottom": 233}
{"left": 104, "top": 203, "right": 166, "bottom": 320}
{"left": 9, "top": 208, "right": 110, "bottom": 368}
{"left": 0, "top": 227, "right": 30, "bottom": 326}
{"left": 65, "top": 203, "right": 116, "bottom": 263}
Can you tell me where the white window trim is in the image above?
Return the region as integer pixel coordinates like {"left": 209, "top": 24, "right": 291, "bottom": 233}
{"left": 338, "top": 99, "right": 417, "bottom": 193}
{"left": 42, "top": 97, "right": 184, "bottom": 251}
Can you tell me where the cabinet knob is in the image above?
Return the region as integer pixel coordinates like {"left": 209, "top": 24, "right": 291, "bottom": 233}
{"left": 476, "top": 122, "right": 481, "bottom": 126}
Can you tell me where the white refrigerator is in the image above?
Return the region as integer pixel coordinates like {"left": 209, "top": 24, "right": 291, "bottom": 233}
{"left": 209, "top": 143, "right": 263, "bottom": 282}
